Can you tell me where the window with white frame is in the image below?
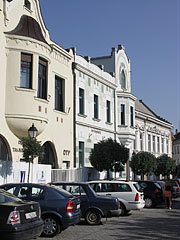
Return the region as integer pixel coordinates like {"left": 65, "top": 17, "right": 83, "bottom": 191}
{"left": 121, "top": 104, "right": 125, "bottom": 125}
{"left": 106, "top": 100, "right": 111, "bottom": 123}
{"left": 79, "top": 88, "right": 85, "bottom": 115}
{"left": 140, "top": 133, "right": 143, "bottom": 151}
{"left": 153, "top": 136, "right": 155, "bottom": 152}
{"left": 157, "top": 136, "right": 160, "bottom": 153}
{"left": 161, "top": 138, "right": 164, "bottom": 153}
{"left": 20, "top": 53, "right": 32, "bottom": 89}
{"left": 94, "top": 94, "right": 99, "bottom": 119}
{"left": 148, "top": 134, "right": 151, "bottom": 152}
{"left": 166, "top": 139, "right": 169, "bottom": 154}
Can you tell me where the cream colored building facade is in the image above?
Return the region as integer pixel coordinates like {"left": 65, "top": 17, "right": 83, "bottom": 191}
{"left": 0, "top": 0, "right": 74, "bottom": 170}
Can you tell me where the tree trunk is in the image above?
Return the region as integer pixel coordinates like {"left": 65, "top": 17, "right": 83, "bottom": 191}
{"left": 27, "top": 160, "right": 30, "bottom": 183}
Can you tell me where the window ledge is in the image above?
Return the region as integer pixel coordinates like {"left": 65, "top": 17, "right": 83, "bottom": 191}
{"left": 78, "top": 113, "right": 87, "bottom": 118}
{"left": 118, "top": 124, "right": 128, "bottom": 127}
{"left": 105, "top": 122, "right": 113, "bottom": 125}
{"left": 15, "top": 86, "right": 35, "bottom": 93}
{"left": 34, "top": 97, "right": 49, "bottom": 104}
{"left": 53, "top": 109, "right": 66, "bottom": 115}
{"left": 92, "top": 118, "right": 101, "bottom": 122}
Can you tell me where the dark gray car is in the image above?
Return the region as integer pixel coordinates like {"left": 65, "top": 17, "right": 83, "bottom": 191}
{"left": 50, "top": 182, "right": 121, "bottom": 225}
{"left": 0, "top": 183, "right": 81, "bottom": 238}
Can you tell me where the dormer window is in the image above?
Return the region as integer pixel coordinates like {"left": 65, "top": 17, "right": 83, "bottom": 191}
{"left": 24, "top": 0, "right": 31, "bottom": 10}
{"left": 120, "top": 70, "right": 126, "bottom": 89}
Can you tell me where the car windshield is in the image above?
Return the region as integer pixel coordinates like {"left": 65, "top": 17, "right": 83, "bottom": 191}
{"left": 133, "top": 183, "right": 143, "bottom": 192}
{"left": 0, "top": 189, "right": 23, "bottom": 203}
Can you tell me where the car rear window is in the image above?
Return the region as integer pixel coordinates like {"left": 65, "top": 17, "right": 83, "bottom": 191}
{"left": 133, "top": 183, "right": 143, "bottom": 192}
{"left": 50, "top": 185, "right": 73, "bottom": 198}
{"left": 0, "top": 190, "right": 23, "bottom": 203}
{"left": 154, "top": 182, "right": 162, "bottom": 189}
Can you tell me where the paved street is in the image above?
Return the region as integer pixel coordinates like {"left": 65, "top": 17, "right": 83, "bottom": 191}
{"left": 39, "top": 198, "right": 180, "bottom": 240}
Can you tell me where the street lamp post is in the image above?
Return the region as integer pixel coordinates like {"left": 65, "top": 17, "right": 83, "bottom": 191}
{"left": 27, "top": 123, "right": 38, "bottom": 182}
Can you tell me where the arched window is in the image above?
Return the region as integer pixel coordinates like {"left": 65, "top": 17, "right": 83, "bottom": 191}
{"left": 38, "top": 142, "right": 58, "bottom": 169}
{"left": 0, "top": 136, "right": 11, "bottom": 161}
{"left": 120, "top": 70, "right": 126, "bottom": 89}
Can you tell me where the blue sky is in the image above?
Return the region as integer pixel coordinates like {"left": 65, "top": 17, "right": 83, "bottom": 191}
{"left": 39, "top": 0, "right": 180, "bottom": 132}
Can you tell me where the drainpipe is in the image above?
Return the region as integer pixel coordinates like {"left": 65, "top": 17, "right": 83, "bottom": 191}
{"left": 72, "top": 48, "right": 77, "bottom": 168}
{"left": 113, "top": 88, "right": 117, "bottom": 141}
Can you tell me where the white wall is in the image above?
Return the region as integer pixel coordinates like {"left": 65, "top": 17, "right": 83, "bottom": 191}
{"left": 0, "top": 160, "right": 51, "bottom": 184}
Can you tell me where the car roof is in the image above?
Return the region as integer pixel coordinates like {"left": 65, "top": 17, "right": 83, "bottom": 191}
{"left": 51, "top": 182, "right": 88, "bottom": 186}
{"left": 0, "top": 183, "right": 50, "bottom": 187}
{"left": 88, "top": 180, "right": 138, "bottom": 184}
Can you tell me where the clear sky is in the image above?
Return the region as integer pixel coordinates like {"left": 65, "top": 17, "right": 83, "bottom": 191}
{"left": 39, "top": 0, "right": 180, "bottom": 132}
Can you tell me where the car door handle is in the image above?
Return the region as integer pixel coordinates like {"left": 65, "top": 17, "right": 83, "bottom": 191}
{"left": 106, "top": 194, "right": 112, "bottom": 196}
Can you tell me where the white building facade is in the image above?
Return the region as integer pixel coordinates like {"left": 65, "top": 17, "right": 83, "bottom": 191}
{"left": 134, "top": 100, "right": 173, "bottom": 158}
{"left": 74, "top": 45, "right": 173, "bottom": 180}
{"left": 74, "top": 46, "right": 137, "bottom": 179}
{"left": 0, "top": 0, "right": 74, "bottom": 182}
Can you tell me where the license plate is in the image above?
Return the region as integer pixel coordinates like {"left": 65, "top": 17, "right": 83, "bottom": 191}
{"left": 77, "top": 204, "right": 80, "bottom": 209}
{"left": 25, "top": 211, "right": 37, "bottom": 219}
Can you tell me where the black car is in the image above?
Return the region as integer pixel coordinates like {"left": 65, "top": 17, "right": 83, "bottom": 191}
{"left": 0, "top": 183, "right": 81, "bottom": 237}
{"left": 50, "top": 182, "right": 121, "bottom": 225}
{"left": 136, "top": 180, "right": 163, "bottom": 208}
{"left": 0, "top": 188, "right": 43, "bottom": 240}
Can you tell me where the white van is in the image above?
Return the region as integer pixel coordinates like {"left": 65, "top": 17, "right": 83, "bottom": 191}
{"left": 88, "top": 180, "right": 145, "bottom": 216}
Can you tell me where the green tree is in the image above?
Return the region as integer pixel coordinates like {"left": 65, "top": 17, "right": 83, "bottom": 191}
{"left": 20, "top": 137, "right": 44, "bottom": 182}
{"left": 130, "top": 151, "right": 157, "bottom": 179}
{"left": 155, "top": 154, "right": 176, "bottom": 178}
{"left": 89, "top": 138, "right": 129, "bottom": 179}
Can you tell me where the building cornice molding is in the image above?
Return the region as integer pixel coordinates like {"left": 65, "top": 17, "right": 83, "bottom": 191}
{"left": 135, "top": 110, "right": 173, "bottom": 130}
{"left": 76, "top": 121, "right": 115, "bottom": 135}
{"left": 75, "top": 63, "right": 116, "bottom": 89}
{"left": 5, "top": 35, "right": 71, "bottom": 66}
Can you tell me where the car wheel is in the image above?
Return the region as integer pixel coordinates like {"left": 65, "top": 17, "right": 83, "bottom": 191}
{"left": 41, "top": 215, "right": 61, "bottom": 237}
{"left": 120, "top": 203, "right": 129, "bottom": 216}
{"left": 145, "top": 198, "right": 153, "bottom": 208}
{"left": 85, "top": 210, "right": 101, "bottom": 225}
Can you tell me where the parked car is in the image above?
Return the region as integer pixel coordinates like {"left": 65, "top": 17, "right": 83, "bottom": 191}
{"left": 136, "top": 180, "right": 163, "bottom": 208}
{"left": 88, "top": 180, "right": 145, "bottom": 216}
{"left": 0, "top": 183, "right": 81, "bottom": 237}
{"left": 50, "top": 182, "right": 121, "bottom": 225}
{"left": 0, "top": 188, "right": 43, "bottom": 240}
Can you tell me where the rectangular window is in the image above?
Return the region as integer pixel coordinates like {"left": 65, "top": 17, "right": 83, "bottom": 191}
{"left": 153, "top": 136, "right": 155, "bottom": 152}
{"left": 55, "top": 75, "right": 65, "bottom": 112}
{"left": 94, "top": 94, "right": 99, "bottom": 119}
{"left": 177, "top": 145, "right": 179, "bottom": 154}
{"left": 24, "top": 0, "right": 31, "bottom": 10}
{"left": 161, "top": 138, "right": 164, "bottom": 153}
{"left": 157, "top": 136, "right": 160, "bottom": 153}
{"left": 106, "top": 100, "right": 111, "bottom": 123}
{"left": 79, "top": 88, "right": 84, "bottom": 115}
{"left": 79, "top": 141, "right": 84, "bottom": 167}
{"left": 20, "top": 53, "right": 32, "bottom": 88}
{"left": 130, "top": 106, "right": 134, "bottom": 127}
{"left": 148, "top": 134, "right": 151, "bottom": 152}
{"left": 38, "top": 58, "right": 47, "bottom": 100}
{"left": 166, "top": 139, "right": 169, "bottom": 153}
{"left": 121, "top": 104, "right": 125, "bottom": 125}
{"left": 140, "top": 133, "right": 143, "bottom": 151}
